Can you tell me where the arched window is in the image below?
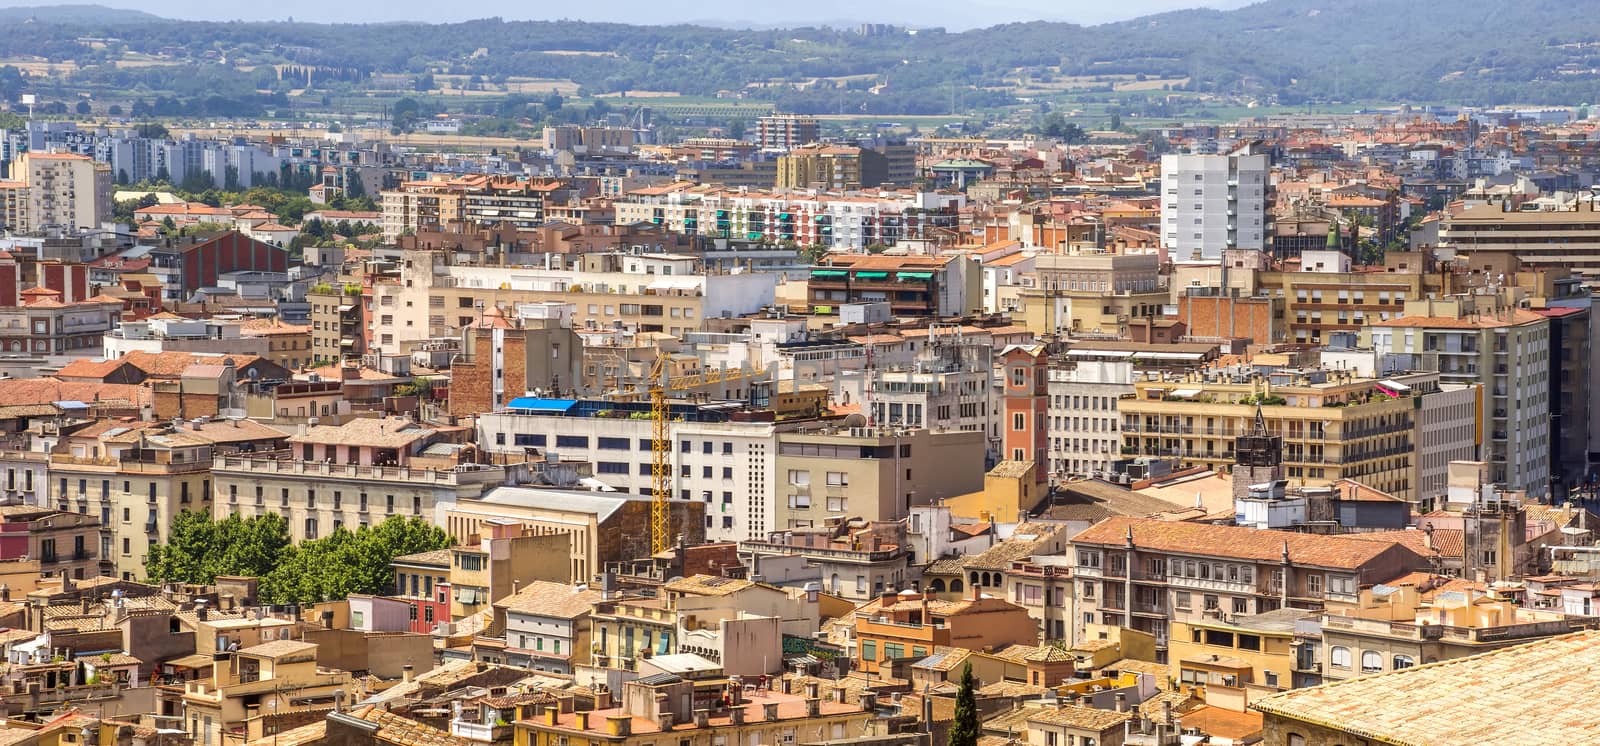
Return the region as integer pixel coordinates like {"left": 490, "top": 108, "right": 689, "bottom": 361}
{"left": 1329, "top": 646, "right": 1351, "bottom": 668}
{"left": 951, "top": 579, "right": 964, "bottom": 593}
{"left": 1393, "top": 654, "right": 1415, "bottom": 670}
{"left": 1360, "top": 650, "right": 1382, "bottom": 673}
{"left": 1287, "top": 735, "right": 1305, "bottom": 746}
{"left": 830, "top": 573, "right": 840, "bottom": 594}
{"left": 970, "top": 571, "right": 980, "bottom": 585}
{"left": 928, "top": 579, "right": 946, "bottom": 593}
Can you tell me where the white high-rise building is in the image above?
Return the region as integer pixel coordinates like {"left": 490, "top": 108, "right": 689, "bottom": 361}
{"left": 1160, "top": 152, "right": 1269, "bottom": 261}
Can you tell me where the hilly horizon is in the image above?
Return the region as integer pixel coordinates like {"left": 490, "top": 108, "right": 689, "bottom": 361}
{"left": 0, "top": 0, "right": 1596, "bottom": 112}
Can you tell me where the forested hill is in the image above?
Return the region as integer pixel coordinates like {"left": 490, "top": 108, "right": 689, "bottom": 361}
{"left": 1, "top": 0, "right": 1598, "bottom": 111}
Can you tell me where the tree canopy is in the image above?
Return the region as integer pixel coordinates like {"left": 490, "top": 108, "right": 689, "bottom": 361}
{"left": 146, "top": 512, "right": 451, "bottom": 605}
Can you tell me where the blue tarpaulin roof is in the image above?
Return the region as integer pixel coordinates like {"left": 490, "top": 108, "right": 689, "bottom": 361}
{"left": 506, "top": 398, "right": 578, "bottom": 413}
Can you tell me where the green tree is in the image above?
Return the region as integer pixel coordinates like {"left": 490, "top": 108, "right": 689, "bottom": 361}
{"left": 949, "top": 662, "right": 979, "bottom": 746}
{"left": 146, "top": 511, "right": 289, "bottom": 584}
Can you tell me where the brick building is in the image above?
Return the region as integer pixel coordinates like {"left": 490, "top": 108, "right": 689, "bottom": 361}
{"left": 448, "top": 304, "right": 583, "bottom": 416}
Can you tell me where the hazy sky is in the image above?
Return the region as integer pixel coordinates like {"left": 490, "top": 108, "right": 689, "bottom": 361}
{"left": 11, "top": 0, "right": 1254, "bottom": 28}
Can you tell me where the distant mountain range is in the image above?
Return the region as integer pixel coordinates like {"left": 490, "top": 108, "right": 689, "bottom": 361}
{"left": 0, "top": 0, "right": 1596, "bottom": 109}
{"left": 0, "top": 4, "right": 159, "bottom": 22}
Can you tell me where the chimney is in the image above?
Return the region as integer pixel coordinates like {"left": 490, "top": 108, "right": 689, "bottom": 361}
{"left": 605, "top": 716, "right": 631, "bottom": 737}
{"left": 80, "top": 597, "right": 90, "bottom": 615}
{"left": 402, "top": 665, "right": 414, "bottom": 683}
{"left": 1114, "top": 693, "right": 1126, "bottom": 713}
{"left": 729, "top": 708, "right": 745, "bottom": 726}
{"left": 1162, "top": 699, "right": 1174, "bottom": 726}
{"left": 763, "top": 703, "right": 780, "bottom": 722}
{"left": 196, "top": 599, "right": 209, "bottom": 621}
{"left": 694, "top": 710, "right": 710, "bottom": 728}
{"left": 860, "top": 693, "right": 877, "bottom": 712}
{"left": 574, "top": 712, "right": 590, "bottom": 731}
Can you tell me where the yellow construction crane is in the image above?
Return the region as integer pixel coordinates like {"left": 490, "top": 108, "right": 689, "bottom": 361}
{"left": 649, "top": 356, "right": 671, "bottom": 555}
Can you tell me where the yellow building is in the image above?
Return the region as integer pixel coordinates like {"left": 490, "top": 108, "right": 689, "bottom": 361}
{"left": 181, "top": 640, "right": 349, "bottom": 746}
{"left": 945, "top": 460, "right": 1044, "bottom": 523}
{"left": 1017, "top": 252, "right": 1167, "bottom": 337}
{"left": 1168, "top": 609, "right": 1304, "bottom": 697}
{"left": 1118, "top": 369, "right": 1459, "bottom": 500}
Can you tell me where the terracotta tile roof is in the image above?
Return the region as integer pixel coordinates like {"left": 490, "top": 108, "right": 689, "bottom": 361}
{"left": 345, "top": 705, "right": 473, "bottom": 746}
{"left": 0, "top": 379, "right": 149, "bottom": 408}
{"left": 662, "top": 574, "right": 756, "bottom": 597}
{"left": 121, "top": 350, "right": 265, "bottom": 378}
{"left": 288, "top": 418, "right": 434, "bottom": 448}
{"left": 1372, "top": 308, "right": 1545, "bottom": 329}
{"left": 1071, "top": 517, "right": 1425, "bottom": 570}
{"left": 1025, "top": 704, "right": 1131, "bottom": 731}
{"left": 1253, "top": 631, "right": 1600, "bottom": 745}
{"left": 965, "top": 523, "right": 1066, "bottom": 570}
{"left": 495, "top": 581, "right": 601, "bottom": 619}
{"left": 1178, "top": 704, "right": 1262, "bottom": 740}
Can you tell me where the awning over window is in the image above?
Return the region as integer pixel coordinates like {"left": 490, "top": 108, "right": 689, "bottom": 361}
{"left": 811, "top": 269, "right": 847, "bottom": 278}
{"left": 855, "top": 271, "right": 889, "bottom": 280}
{"left": 897, "top": 271, "right": 935, "bottom": 281}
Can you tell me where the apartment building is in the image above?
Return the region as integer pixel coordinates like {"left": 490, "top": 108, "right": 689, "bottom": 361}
{"left": 775, "top": 426, "right": 985, "bottom": 529}
{"left": 307, "top": 282, "right": 366, "bottom": 364}
{"left": 1119, "top": 368, "right": 1473, "bottom": 502}
{"left": 1368, "top": 295, "right": 1550, "bottom": 498}
{"left": 476, "top": 398, "right": 776, "bottom": 542}
{"left": 48, "top": 416, "right": 288, "bottom": 580}
{"left": 614, "top": 185, "right": 964, "bottom": 251}
{"left": 493, "top": 580, "right": 602, "bottom": 674}
{"left": 447, "top": 303, "right": 584, "bottom": 415}
{"left": 445, "top": 487, "right": 707, "bottom": 587}
{"left": 1048, "top": 361, "right": 1135, "bottom": 480}
{"left": 806, "top": 254, "right": 981, "bottom": 317}
{"left": 10, "top": 152, "right": 113, "bottom": 231}
{"left": 1070, "top": 516, "right": 1428, "bottom": 656}
{"left": 1317, "top": 579, "right": 1590, "bottom": 683}
{"left": 380, "top": 176, "right": 578, "bottom": 241}
{"left": 211, "top": 418, "right": 510, "bottom": 543}
{"left": 853, "top": 590, "right": 1037, "bottom": 674}
{"left": 1442, "top": 200, "right": 1600, "bottom": 282}
{"left": 757, "top": 114, "right": 821, "bottom": 150}
{"left": 368, "top": 249, "right": 776, "bottom": 355}
{"left": 0, "top": 506, "right": 102, "bottom": 581}
{"left": 180, "top": 639, "right": 349, "bottom": 746}
{"left": 1255, "top": 249, "right": 1444, "bottom": 345}
{"left": 1016, "top": 252, "right": 1167, "bottom": 337}
{"left": 0, "top": 180, "right": 25, "bottom": 233}
{"left": 1160, "top": 152, "right": 1268, "bottom": 260}
{"left": 1167, "top": 609, "right": 1304, "bottom": 694}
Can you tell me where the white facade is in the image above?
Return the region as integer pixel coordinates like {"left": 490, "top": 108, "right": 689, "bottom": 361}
{"left": 1047, "top": 361, "right": 1135, "bottom": 480}
{"left": 1416, "top": 383, "right": 1481, "bottom": 510}
{"left": 475, "top": 411, "right": 777, "bottom": 542}
{"left": 1160, "top": 153, "right": 1268, "bottom": 260}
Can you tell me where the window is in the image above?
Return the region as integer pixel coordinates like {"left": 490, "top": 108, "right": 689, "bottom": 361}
{"left": 1012, "top": 413, "right": 1026, "bottom": 430}
{"left": 1263, "top": 670, "right": 1279, "bottom": 688}
{"left": 1306, "top": 573, "right": 1324, "bottom": 597}
{"left": 1360, "top": 650, "right": 1382, "bottom": 673}
{"left": 1393, "top": 654, "right": 1415, "bottom": 670}
{"left": 860, "top": 640, "right": 876, "bottom": 661}
{"left": 1288, "top": 736, "right": 1305, "bottom": 746}
{"left": 787, "top": 470, "right": 810, "bottom": 486}
{"left": 352, "top": 610, "right": 365, "bottom": 627}
{"left": 787, "top": 495, "right": 811, "bottom": 509}
{"left": 555, "top": 435, "right": 589, "bottom": 449}
{"left": 1330, "top": 646, "right": 1351, "bottom": 669}
{"left": 597, "top": 437, "right": 630, "bottom": 450}
{"left": 825, "top": 471, "right": 849, "bottom": 486}
{"left": 597, "top": 462, "right": 629, "bottom": 475}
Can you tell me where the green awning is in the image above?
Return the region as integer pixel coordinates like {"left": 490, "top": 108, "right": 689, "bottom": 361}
{"left": 811, "top": 269, "right": 847, "bottom": 278}
{"left": 814, "top": 215, "right": 829, "bottom": 222}
{"left": 856, "top": 271, "right": 889, "bottom": 279}
{"left": 897, "top": 271, "right": 935, "bottom": 280}
{"left": 748, "top": 232, "right": 763, "bottom": 239}
{"left": 779, "top": 213, "right": 792, "bottom": 219}
{"left": 812, "top": 305, "right": 833, "bottom": 313}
